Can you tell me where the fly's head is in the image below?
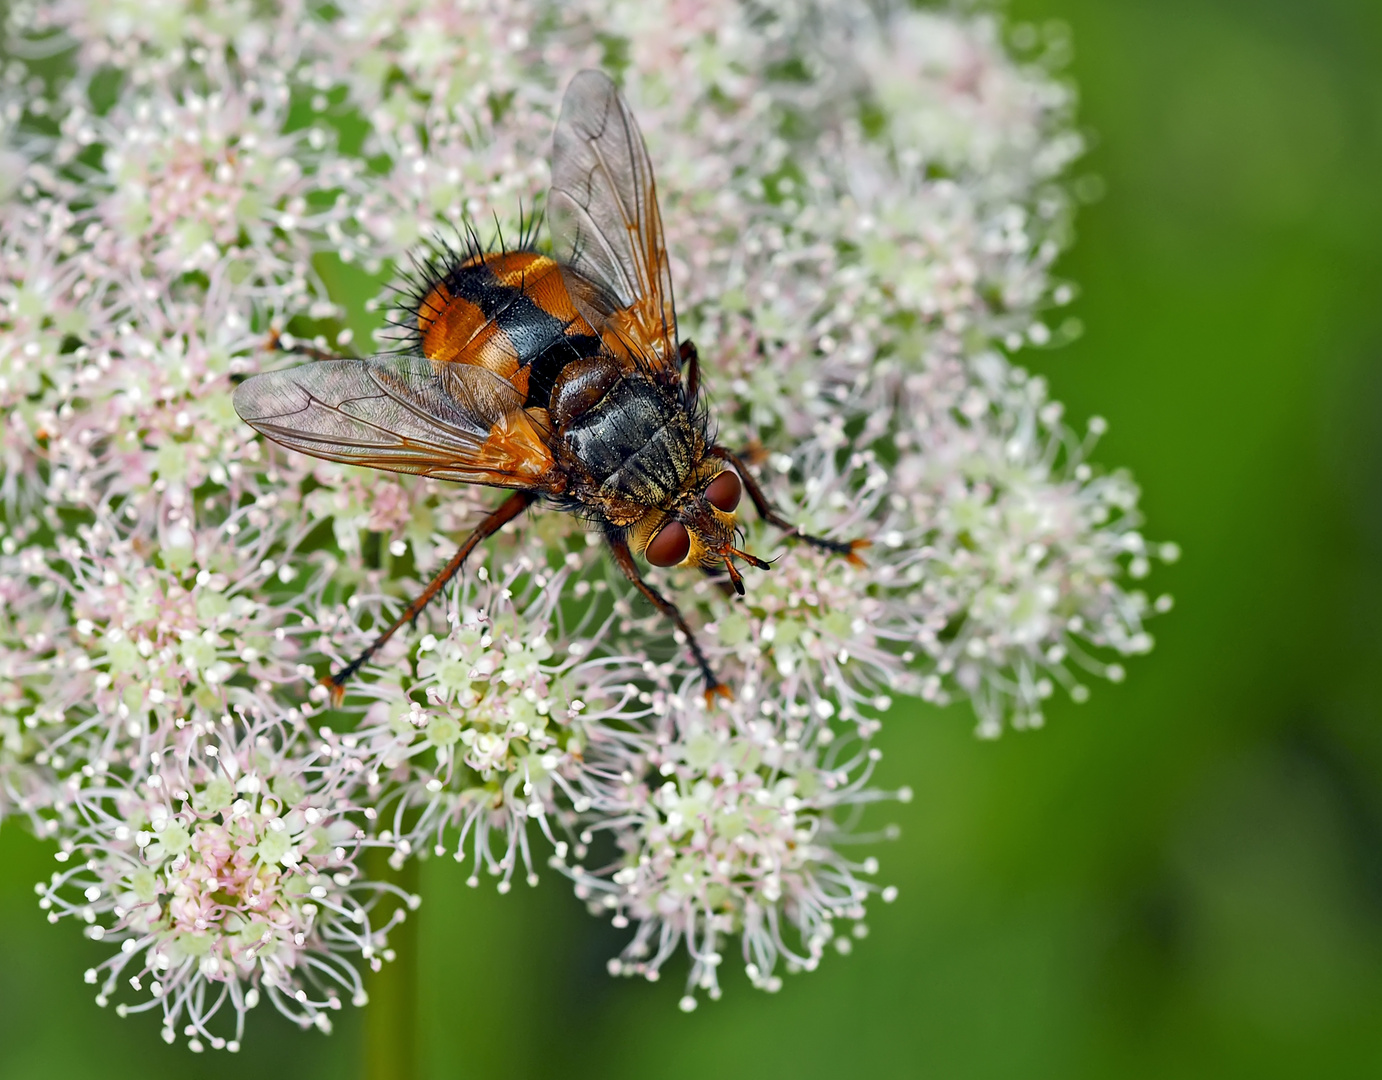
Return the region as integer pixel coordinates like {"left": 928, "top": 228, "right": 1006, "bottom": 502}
{"left": 631, "top": 464, "right": 768, "bottom": 594}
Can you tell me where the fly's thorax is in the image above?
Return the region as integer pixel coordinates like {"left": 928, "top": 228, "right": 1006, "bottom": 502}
{"left": 559, "top": 370, "right": 701, "bottom": 507}
{"left": 549, "top": 353, "right": 621, "bottom": 430}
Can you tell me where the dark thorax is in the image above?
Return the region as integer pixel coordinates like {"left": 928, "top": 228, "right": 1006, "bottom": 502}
{"left": 550, "top": 354, "right": 704, "bottom": 525}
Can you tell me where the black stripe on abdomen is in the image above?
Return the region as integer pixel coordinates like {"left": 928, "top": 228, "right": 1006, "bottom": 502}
{"left": 444, "top": 262, "right": 602, "bottom": 409}
{"left": 525, "top": 333, "right": 602, "bottom": 411}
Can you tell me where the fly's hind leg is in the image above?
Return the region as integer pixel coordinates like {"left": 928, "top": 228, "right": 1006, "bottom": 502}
{"left": 325, "top": 491, "right": 535, "bottom": 703}
{"left": 605, "top": 530, "right": 730, "bottom": 704}
{"left": 708, "top": 445, "right": 869, "bottom": 565}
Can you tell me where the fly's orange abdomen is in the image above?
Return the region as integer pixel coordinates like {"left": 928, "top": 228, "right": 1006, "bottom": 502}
{"left": 414, "top": 249, "right": 603, "bottom": 410}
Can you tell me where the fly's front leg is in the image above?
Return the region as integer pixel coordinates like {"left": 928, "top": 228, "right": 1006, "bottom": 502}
{"left": 709, "top": 445, "right": 869, "bottom": 565}
{"left": 325, "top": 491, "right": 535, "bottom": 703}
{"left": 701, "top": 565, "right": 737, "bottom": 598}
{"left": 605, "top": 530, "right": 730, "bottom": 704}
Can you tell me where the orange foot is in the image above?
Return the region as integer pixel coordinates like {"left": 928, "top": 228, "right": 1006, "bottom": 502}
{"left": 320, "top": 675, "right": 346, "bottom": 709}
{"left": 702, "top": 682, "right": 734, "bottom": 708}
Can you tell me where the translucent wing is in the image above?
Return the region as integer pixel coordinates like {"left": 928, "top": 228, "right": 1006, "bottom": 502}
{"left": 232, "top": 355, "right": 560, "bottom": 489}
{"left": 549, "top": 69, "right": 678, "bottom": 379}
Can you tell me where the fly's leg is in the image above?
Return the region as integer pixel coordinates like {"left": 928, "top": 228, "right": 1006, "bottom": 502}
{"left": 701, "top": 566, "right": 737, "bottom": 598}
{"left": 709, "top": 445, "right": 869, "bottom": 565}
{"left": 679, "top": 339, "right": 700, "bottom": 402}
{"left": 265, "top": 326, "right": 358, "bottom": 363}
{"left": 325, "top": 491, "right": 535, "bottom": 703}
{"left": 605, "top": 530, "right": 731, "bottom": 704}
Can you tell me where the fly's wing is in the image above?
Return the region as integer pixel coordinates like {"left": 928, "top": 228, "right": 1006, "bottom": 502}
{"left": 232, "top": 355, "right": 560, "bottom": 489}
{"left": 549, "top": 69, "right": 678, "bottom": 380}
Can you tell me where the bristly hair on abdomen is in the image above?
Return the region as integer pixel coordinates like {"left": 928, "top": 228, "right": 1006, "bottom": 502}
{"left": 375, "top": 206, "right": 547, "bottom": 354}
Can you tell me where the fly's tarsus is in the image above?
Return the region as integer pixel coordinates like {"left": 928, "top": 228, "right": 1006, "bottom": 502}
{"left": 323, "top": 491, "right": 535, "bottom": 703}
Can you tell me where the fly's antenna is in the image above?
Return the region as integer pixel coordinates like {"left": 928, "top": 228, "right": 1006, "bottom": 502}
{"left": 729, "top": 547, "right": 771, "bottom": 571}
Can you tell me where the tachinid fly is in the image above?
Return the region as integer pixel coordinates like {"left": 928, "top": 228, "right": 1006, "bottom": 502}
{"left": 233, "top": 69, "right": 865, "bottom": 702}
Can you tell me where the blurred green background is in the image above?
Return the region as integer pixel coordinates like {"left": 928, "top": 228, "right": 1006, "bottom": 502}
{"left": 4, "top": 0, "right": 1382, "bottom": 1076}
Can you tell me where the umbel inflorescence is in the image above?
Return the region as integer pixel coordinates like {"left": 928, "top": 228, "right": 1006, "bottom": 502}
{"left": 0, "top": 0, "right": 1174, "bottom": 1050}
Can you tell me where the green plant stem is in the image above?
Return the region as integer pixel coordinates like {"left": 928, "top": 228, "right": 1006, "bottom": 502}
{"left": 362, "top": 850, "right": 420, "bottom": 1080}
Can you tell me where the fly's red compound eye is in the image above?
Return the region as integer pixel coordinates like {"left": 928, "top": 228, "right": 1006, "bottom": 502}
{"left": 646, "top": 520, "right": 691, "bottom": 566}
{"left": 704, "top": 470, "right": 742, "bottom": 513}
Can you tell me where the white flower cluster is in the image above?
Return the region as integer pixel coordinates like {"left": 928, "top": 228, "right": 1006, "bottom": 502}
{"left": 38, "top": 712, "right": 411, "bottom": 1051}
{"left": 0, "top": 0, "right": 1172, "bottom": 1047}
{"left": 571, "top": 704, "right": 904, "bottom": 1008}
